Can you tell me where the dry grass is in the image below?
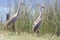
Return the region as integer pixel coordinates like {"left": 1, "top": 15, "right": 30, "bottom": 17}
{"left": 0, "top": 30, "right": 60, "bottom": 40}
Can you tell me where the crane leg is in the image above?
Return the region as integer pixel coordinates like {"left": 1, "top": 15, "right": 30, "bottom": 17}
{"left": 33, "top": 25, "right": 39, "bottom": 32}
{"left": 12, "top": 23, "right": 15, "bottom": 32}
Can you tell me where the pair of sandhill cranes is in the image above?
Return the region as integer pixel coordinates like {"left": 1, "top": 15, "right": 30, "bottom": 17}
{"left": 6, "top": 2, "right": 45, "bottom": 33}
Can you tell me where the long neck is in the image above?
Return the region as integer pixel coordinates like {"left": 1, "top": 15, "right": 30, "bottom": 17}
{"left": 16, "top": 2, "right": 22, "bottom": 17}
{"left": 17, "top": 8, "right": 20, "bottom": 16}
{"left": 16, "top": 2, "right": 25, "bottom": 17}
{"left": 39, "top": 7, "right": 43, "bottom": 18}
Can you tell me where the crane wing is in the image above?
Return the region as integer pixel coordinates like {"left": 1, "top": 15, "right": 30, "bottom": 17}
{"left": 6, "top": 16, "right": 17, "bottom": 26}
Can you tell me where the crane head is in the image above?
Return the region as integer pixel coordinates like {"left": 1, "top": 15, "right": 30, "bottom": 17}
{"left": 20, "top": 2, "right": 26, "bottom": 5}
{"left": 37, "top": 4, "right": 45, "bottom": 9}
{"left": 40, "top": 6, "right": 45, "bottom": 9}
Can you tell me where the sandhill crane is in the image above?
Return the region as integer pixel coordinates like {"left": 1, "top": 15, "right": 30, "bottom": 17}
{"left": 33, "top": 5, "right": 45, "bottom": 32}
{"left": 6, "top": 2, "right": 25, "bottom": 27}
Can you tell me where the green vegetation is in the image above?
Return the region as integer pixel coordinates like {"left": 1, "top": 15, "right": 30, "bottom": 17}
{"left": 15, "top": 2, "right": 60, "bottom": 36}
{"left": 0, "top": 0, "right": 60, "bottom": 40}
{"left": 0, "top": 30, "right": 60, "bottom": 40}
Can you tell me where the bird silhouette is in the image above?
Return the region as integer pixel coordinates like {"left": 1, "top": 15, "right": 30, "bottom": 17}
{"left": 6, "top": 2, "right": 25, "bottom": 27}
{"left": 33, "top": 5, "right": 45, "bottom": 32}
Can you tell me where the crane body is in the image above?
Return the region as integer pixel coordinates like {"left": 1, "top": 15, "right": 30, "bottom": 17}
{"left": 34, "top": 16, "right": 42, "bottom": 32}
{"left": 33, "top": 5, "right": 45, "bottom": 32}
{"left": 6, "top": 2, "right": 25, "bottom": 26}
{"left": 6, "top": 8, "right": 20, "bottom": 26}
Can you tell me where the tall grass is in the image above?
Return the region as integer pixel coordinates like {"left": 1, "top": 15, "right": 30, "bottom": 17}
{"left": 15, "top": 2, "right": 60, "bottom": 36}
{"left": 0, "top": 0, "right": 60, "bottom": 36}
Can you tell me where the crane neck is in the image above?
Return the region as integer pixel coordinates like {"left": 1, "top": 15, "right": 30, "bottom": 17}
{"left": 39, "top": 8, "right": 42, "bottom": 18}
{"left": 17, "top": 8, "right": 20, "bottom": 16}
{"left": 16, "top": 7, "right": 20, "bottom": 17}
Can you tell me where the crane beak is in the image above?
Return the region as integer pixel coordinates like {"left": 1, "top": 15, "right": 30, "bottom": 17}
{"left": 41, "top": 6, "right": 45, "bottom": 9}
{"left": 21, "top": 2, "right": 26, "bottom": 5}
{"left": 37, "top": 4, "right": 45, "bottom": 9}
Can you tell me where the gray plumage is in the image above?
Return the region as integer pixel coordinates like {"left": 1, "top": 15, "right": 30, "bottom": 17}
{"left": 33, "top": 16, "right": 42, "bottom": 32}
{"left": 6, "top": 2, "right": 25, "bottom": 26}
{"left": 33, "top": 6, "right": 45, "bottom": 32}
{"left": 6, "top": 9, "right": 20, "bottom": 26}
